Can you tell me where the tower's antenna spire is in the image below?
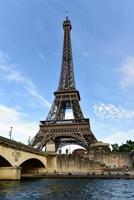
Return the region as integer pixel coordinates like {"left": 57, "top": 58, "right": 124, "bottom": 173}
{"left": 66, "top": 10, "right": 69, "bottom": 20}
{"left": 58, "top": 12, "right": 75, "bottom": 91}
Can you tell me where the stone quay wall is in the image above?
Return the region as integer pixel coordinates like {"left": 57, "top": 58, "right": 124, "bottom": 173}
{"left": 56, "top": 152, "right": 133, "bottom": 174}
{"left": 87, "top": 152, "right": 133, "bottom": 169}
{"left": 57, "top": 154, "right": 103, "bottom": 173}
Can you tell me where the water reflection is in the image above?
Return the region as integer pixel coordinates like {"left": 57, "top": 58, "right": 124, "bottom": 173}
{"left": 0, "top": 179, "right": 134, "bottom": 200}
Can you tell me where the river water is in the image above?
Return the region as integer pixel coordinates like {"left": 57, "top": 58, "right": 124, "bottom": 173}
{"left": 0, "top": 179, "right": 134, "bottom": 200}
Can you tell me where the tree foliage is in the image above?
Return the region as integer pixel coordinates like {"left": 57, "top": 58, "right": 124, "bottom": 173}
{"left": 111, "top": 140, "right": 134, "bottom": 152}
{"left": 111, "top": 143, "right": 119, "bottom": 152}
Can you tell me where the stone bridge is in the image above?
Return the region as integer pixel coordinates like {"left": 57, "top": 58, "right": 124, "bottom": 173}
{"left": 0, "top": 136, "right": 57, "bottom": 180}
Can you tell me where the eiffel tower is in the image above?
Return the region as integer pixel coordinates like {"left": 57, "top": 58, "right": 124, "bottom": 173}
{"left": 30, "top": 17, "right": 97, "bottom": 151}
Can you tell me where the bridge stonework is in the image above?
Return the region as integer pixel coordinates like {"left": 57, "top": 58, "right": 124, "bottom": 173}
{"left": 0, "top": 145, "right": 47, "bottom": 167}
{"left": 0, "top": 137, "right": 57, "bottom": 180}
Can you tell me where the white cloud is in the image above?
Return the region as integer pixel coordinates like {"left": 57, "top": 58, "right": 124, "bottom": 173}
{"left": 0, "top": 104, "right": 38, "bottom": 144}
{"left": 120, "top": 56, "right": 134, "bottom": 87}
{"left": 102, "top": 129, "right": 134, "bottom": 145}
{"left": 0, "top": 50, "right": 51, "bottom": 108}
{"left": 93, "top": 103, "right": 134, "bottom": 120}
{"left": 38, "top": 51, "right": 47, "bottom": 62}
{"left": 0, "top": 104, "right": 23, "bottom": 122}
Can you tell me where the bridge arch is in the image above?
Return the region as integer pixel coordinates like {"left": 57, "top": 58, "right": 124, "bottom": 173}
{"left": 0, "top": 155, "right": 12, "bottom": 167}
{"left": 17, "top": 154, "right": 46, "bottom": 167}
{"left": 19, "top": 158, "right": 47, "bottom": 174}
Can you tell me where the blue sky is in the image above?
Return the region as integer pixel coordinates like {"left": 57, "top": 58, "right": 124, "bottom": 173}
{"left": 0, "top": 0, "right": 134, "bottom": 146}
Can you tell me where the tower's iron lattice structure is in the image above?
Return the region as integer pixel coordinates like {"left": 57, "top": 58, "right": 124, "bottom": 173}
{"left": 30, "top": 17, "right": 97, "bottom": 150}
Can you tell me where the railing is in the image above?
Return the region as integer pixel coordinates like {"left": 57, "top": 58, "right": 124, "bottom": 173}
{"left": 40, "top": 118, "right": 89, "bottom": 125}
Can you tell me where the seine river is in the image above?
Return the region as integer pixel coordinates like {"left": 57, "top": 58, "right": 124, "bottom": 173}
{"left": 0, "top": 179, "right": 134, "bottom": 200}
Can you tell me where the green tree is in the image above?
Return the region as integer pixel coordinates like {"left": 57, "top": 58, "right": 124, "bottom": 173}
{"left": 119, "top": 144, "right": 129, "bottom": 152}
{"left": 112, "top": 140, "right": 134, "bottom": 152}
{"left": 111, "top": 143, "right": 119, "bottom": 152}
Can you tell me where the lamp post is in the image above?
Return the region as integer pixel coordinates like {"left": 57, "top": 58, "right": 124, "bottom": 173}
{"left": 9, "top": 126, "right": 13, "bottom": 140}
{"left": 28, "top": 136, "right": 31, "bottom": 144}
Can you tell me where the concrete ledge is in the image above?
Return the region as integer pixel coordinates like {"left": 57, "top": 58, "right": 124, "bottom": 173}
{"left": 21, "top": 173, "right": 134, "bottom": 179}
